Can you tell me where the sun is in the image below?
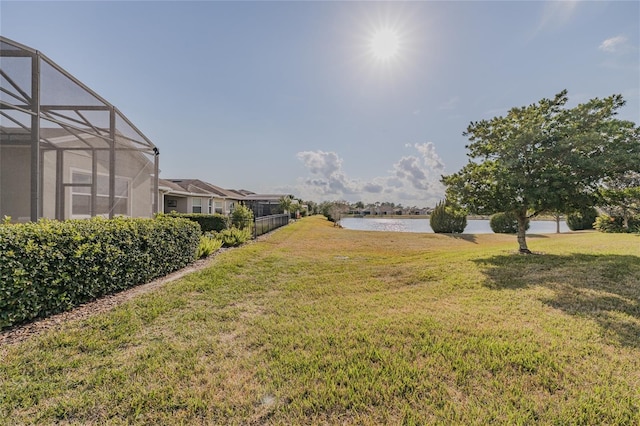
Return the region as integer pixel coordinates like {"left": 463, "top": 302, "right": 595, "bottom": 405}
{"left": 369, "top": 28, "right": 400, "bottom": 61}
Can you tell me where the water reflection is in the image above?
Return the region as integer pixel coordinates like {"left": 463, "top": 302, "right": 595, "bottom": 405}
{"left": 339, "top": 218, "right": 570, "bottom": 234}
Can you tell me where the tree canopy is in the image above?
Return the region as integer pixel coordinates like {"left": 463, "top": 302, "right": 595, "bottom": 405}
{"left": 442, "top": 90, "right": 640, "bottom": 253}
{"left": 598, "top": 172, "right": 640, "bottom": 230}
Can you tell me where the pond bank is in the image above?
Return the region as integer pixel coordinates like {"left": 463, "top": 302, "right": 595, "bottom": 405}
{"left": 339, "top": 217, "right": 570, "bottom": 234}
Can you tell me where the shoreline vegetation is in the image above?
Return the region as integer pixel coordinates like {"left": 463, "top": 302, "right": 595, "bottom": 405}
{"left": 343, "top": 214, "right": 564, "bottom": 221}
{"left": 1, "top": 216, "right": 638, "bottom": 424}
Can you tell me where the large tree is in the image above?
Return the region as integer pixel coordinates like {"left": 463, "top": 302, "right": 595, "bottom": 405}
{"left": 442, "top": 91, "right": 640, "bottom": 253}
{"left": 598, "top": 172, "right": 640, "bottom": 230}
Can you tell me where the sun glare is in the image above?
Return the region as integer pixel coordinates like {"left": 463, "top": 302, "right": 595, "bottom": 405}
{"left": 370, "top": 28, "right": 400, "bottom": 61}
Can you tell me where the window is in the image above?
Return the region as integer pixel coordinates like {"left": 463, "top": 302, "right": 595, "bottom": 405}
{"left": 71, "top": 170, "right": 129, "bottom": 218}
{"left": 214, "top": 201, "right": 223, "bottom": 214}
{"left": 192, "top": 198, "right": 202, "bottom": 213}
{"left": 208, "top": 199, "right": 213, "bottom": 214}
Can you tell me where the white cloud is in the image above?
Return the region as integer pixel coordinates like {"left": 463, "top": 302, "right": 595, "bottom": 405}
{"left": 394, "top": 156, "right": 428, "bottom": 189}
{"left": 599, "top": 35, "right": 629, "bottom": 53}
{"left": 296, "top": 150, "right": 360, "bottom": 196}
{"left": 532, "top": 0, "right": 579, "bottom": 37}
{"left": 295, "top": 142, "right": 446, "bottom": 207}
{"left": 296, "top": 150, "right": 342, "bottom": 177}
{"left": 414, "top": 142, "right": 445, "bottom": 170}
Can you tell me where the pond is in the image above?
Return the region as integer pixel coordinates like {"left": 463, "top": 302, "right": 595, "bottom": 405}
{"left": 339, "top": 217, "right": 570, "bottom": 234}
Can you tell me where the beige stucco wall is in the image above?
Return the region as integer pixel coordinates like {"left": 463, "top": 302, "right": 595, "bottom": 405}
{"left": 164, "top": 195, "right": 188, "bottom": 213}
{"left": 0, "top": 144, "right": 155, "bottom": 221}
{"left": 42, "top": 149, "right": 57, "bottom": 219}
{"left": 0, "top": 145, "right": 31, "bottom": 222}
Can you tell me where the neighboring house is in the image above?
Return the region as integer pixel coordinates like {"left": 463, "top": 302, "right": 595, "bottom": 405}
{"left": 159, "top": 179, "right": 289, "bottom": 219}
{"left": 159, "top": 179, "right": 212, "bottom": 215}
{"left": 0, "top": 36, "right": 159, "bottom": 222}
{"left": 159, "top": 179, "right": 244, "bottom": 215}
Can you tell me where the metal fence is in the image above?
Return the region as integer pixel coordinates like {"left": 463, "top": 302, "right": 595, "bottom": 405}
{"left": 254, "top": 214, "right": 290, "bottom": 238}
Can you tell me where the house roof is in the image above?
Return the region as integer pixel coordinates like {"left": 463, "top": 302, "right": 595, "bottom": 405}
{"left": 158, "top": 179, "right": 209, "bottom": 197}
{"left": 226, "top": 189, "right": 254, "bottom": 197}
{"left": 160, "top": 179, "right": 247, "bottom": 200}
{"left": 242, "top": 194, "right": 287, "bottom": 202}
{"left": 160, "top": 178, "right": 290, "bottom": 204}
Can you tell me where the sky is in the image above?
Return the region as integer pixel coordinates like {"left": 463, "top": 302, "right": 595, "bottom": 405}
{"left": 1, "top": 0, "right": 638, "bottom": 208}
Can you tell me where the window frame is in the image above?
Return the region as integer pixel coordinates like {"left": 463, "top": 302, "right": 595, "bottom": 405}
{"left": 70, "top": 168, "right": 131, "bottom": 219}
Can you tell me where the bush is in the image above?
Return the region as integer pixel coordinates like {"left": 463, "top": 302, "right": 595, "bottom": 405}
{"left": 594, "top": 214, "right": 640, "bottom": 233}
{"left": 207, "top": 227, "right": 251, "bottom": 247}
{"left": 163, "top": 212, "right": 228, "bottom": 233}
{"left": 0, "top": 216, "right": 200, "bottom": 330}
{"left": 490, "top": 212, "right": 530, "bottom": 234}
{"left": 230, "top": 205, "right": 254, "bottom": 230}
{"left": 196, "top": 235, "right": 223, "bottom": 259}
{"left": 430, "top": 200, "right": 467, "bottom": 233}
{"left": 566, "top": 208, "right": 598, "bottom": 231}
{"left": 594, "top": 214, "right": 624, "bottom": 233}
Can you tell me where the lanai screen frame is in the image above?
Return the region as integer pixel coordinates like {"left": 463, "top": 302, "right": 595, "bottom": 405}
{"left": 0, "top": 36, "right": 159, "bottom": 221}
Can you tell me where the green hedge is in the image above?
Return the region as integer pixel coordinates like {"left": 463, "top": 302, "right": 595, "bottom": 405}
{"left": 163, "top": 212, "right": 228, "bottom": 233}
{"left": 0, "top": 216, "right": 200, "bottom": 330}
{"left": 566, "top": 208, "right": 597, "bottom": 231}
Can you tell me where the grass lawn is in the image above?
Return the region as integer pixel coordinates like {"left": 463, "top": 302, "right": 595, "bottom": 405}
{"left": 1, "top": 216, "right": 639, "bottom": 424}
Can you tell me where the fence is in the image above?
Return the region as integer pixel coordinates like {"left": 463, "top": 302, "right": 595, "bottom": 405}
{"left": 254, "top": 214, "right": 290, "bottom": 238}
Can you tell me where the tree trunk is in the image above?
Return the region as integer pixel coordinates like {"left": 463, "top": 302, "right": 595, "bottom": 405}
{"left": 517, "top": 212, "right": 531, "bottom": 254}
{"left": 556, "top": 214, "right": 560, "bottom": 234}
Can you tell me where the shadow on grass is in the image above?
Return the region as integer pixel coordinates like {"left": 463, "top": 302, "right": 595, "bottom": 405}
{"left": 474, "top": 253, "right": 640, "bottom": 348}
{"left": 444, "top": 234, "right": 478, "bottom": 244}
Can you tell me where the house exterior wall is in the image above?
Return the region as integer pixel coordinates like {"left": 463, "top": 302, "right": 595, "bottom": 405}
{"left": 209, "top": 197, "right": 226, "bottom": 214}
{"left": 41, "top": 150, "right": 57, "bottom": 219}
{"left": 0, "top": 145, "right": 31, "bottom": 222}
{"left": 161, "top": 194, "right": 240, "bottom": 216}
{"left": 36, "top": 149, "right": 154, "bottom": 220}
{"left": 116, "top": 150, "right": 155, "bottom": 218}
{"left": 188, "top": 196, "right": 211, "bottom": 214}
{"left": 164, "top": 195, "right": 187, "bottom": 213}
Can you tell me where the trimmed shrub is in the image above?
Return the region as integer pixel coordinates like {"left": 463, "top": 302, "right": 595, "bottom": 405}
{"left": 0, "top": 216, "right": 200, "bottom": 330}
{"left": 490, "top": 212, "right": 530, "bottom": 234}
{"left": 566, "top": 208, "right": 598, "bottom": 231}
{"left": 196, "top": 235, "right": 223, "bottom": 259}
{"left": 163, "top": 212, "right": 228, "bottom": 233}
{"left": 207, "top": 227, "right": 251, "bottom": 247}
{"left": 430, "top": 200, "right": 467, "bottom": 233}
{"left": 594, "top": 214, "right": 624, "bottom": 233}
{"left": 594, "top": 214, "right": 640, "bottom": 233}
